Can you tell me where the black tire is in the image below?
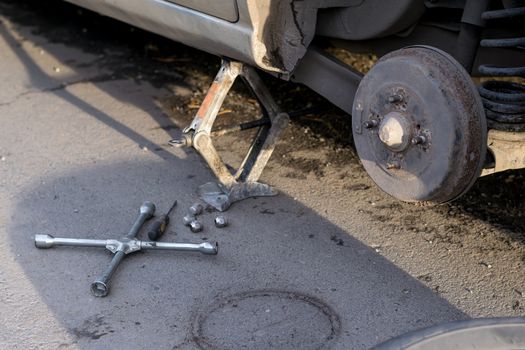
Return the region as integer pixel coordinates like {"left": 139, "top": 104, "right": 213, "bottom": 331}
{"left": 373, "top": 317, "right": 525, "bottom": 350}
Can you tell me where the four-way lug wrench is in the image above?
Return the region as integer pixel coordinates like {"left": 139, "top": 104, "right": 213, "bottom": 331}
{"left": 35, "top": 202, "right": 218, "bottom": 297}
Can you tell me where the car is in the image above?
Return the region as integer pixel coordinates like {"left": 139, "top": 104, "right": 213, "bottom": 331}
{"left": 65, "top": 0, "right": 525, "bottom": 210}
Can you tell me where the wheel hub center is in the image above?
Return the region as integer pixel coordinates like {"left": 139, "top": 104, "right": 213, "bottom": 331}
{"left": 378, "top": 111, "right": 412, "bottom": 152}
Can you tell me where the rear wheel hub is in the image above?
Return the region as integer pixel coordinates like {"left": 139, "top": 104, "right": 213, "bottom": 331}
{"left": 352, "top": 46, "right": 487, "bottom": 204}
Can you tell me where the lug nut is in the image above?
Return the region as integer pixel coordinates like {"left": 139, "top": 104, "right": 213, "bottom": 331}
{"left": 214, "top": 215, "right": 228, "bottom": 228}
{"left": 388, "top": 94, "right": 403, "bottom": 103}
{"left": 411, "top": 135, "right": 427, "bottom": 145}
{"left": 189, "top": 220, "right": 203, "bottom": 233}
{"left": 183, "top": 214, "right": 195, "bottom": 226}
{"left": 363, "top": 119, "right": 379, "bottom": 129}
{"left": 189, "top": 203, "right": 203, "bottom": 216}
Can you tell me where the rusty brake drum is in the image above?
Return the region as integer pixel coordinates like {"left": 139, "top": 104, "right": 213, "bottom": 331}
{"left": 352, "top": 46, "right": 487, "bottom": 203}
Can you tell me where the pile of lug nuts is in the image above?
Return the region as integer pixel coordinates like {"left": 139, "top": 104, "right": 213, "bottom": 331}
{"left": 183, "top": 203, "right": 228, "bottom": 233}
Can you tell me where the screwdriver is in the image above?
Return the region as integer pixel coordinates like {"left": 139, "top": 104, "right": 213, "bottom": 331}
{"left": 147, "top": 200, "right": 177, "bottom": 241}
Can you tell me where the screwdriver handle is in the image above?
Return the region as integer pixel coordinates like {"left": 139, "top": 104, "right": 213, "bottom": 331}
{"left": 147, "top": 215, "right": 169, "bottom": 241}
{"left": 147, "top": 200, "right": 177, "bottom": 241}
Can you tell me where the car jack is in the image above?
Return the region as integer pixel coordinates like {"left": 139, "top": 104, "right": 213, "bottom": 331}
{"left": 170, "top": 60, "right": 290, "bottom": 211}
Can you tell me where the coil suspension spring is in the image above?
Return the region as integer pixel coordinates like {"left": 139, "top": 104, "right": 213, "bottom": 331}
{"left": 478, "top": 4, "right": 525, "bottom": 131}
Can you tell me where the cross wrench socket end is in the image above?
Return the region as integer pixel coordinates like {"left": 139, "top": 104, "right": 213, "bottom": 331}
{"left": 91, "top": 281, "right": 109, "bottom": 297}
{"left": 35, "top": 234, "right": 55, "bottom": 249}
{"left": 139, "top": 201, "right": 156, "bottom": 219}
{"left": 201, "top": 242, "right": 219, "bottom": 255}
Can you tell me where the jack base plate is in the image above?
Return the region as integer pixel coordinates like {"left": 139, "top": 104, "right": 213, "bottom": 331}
{"left": 199, "top": 181, "right": 277, "bottom": 212}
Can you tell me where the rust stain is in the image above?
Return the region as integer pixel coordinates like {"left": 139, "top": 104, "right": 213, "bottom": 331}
{"left": 196, "top": 82, "right": 220, "bottom": 119}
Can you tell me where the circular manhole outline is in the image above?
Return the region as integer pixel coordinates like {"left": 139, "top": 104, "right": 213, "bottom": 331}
{"left": 192, "top": 289, "right": 342, "bottom": 350}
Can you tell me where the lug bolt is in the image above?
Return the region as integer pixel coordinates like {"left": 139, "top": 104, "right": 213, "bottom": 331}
{"left": 388, "top": 94, "right": 403, "bottom": 103}
{"left": 214, "top": 215, "right": 228, "bottom": 228}
{"left": 183, "top": 214, "right": 195, "bottom": 226}
{"left": 189, "top": 203, "right": 203, "bottom": 216}
{"left": 189, "top": 220, "right": 203, "bottom": 233}
{"left": 363, "top": 119, "right": 379, "bottom": 129}
{"left": 411, "top": 135, "right": 427, "bottom": 145}
{"left": 386, "top": 160, "right": 401, "bottom": 170}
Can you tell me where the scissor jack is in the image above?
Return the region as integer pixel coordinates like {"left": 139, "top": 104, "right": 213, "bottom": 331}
{"left": 170, "top": 60, "right": 290, "bottom": 211}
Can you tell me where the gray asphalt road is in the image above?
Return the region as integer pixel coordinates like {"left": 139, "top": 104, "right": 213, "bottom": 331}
{"left": 0, "top": 1, "right": 524, "bottom": 350}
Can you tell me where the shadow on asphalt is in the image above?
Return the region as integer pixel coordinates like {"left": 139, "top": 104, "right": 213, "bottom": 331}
{"left": 453, "top": 172, "right": 525, "bottom": 242}
{"left": 10, "top": 160, "right": 467, "bottom": 349}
